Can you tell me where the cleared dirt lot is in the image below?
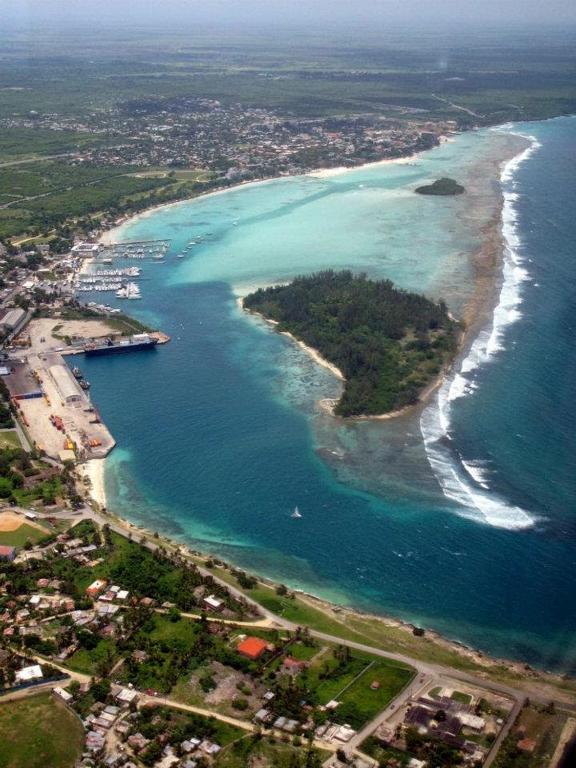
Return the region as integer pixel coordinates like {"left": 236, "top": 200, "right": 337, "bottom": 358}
{"left": 27, "top": 317, "right": 119, "bottom": 355}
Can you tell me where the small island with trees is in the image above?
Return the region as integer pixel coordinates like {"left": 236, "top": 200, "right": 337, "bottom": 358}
{"left": 415, "top": 177, "right": 465, "bottom": 196}
{"left": 243, "top": 270, "right": 460, "bottom": 416}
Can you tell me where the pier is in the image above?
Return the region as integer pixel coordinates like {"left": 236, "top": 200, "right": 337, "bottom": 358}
{"left": 0, "top": 318, "right": 139, "bottom": 463}
{"left": 4, "top": 351, "right": 116, "bottom": 462}
{"left": 98, "top": 239, "right": 171, "bottom": 261}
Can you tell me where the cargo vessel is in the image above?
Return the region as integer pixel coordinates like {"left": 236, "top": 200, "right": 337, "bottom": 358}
{"left": 83, "top": 333, "right": 158, "bottom": 356}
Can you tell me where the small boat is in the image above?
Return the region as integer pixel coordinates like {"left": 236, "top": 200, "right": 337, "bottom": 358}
{"left": 291, "top": 506, "right": 302, "bottom": 519}
{"left": 79, "top": 380, "right": 91, "bottom": 390}
{"left": 72, "top": 367, "right": 82, "bottom": 379}
{"left": 117, "top": 282, "right": 141, "bottom": 299}
{"left": 176, "top": 254, "right": 185, "bottom": 259}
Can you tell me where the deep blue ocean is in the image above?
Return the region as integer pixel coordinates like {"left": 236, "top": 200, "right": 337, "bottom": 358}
{"left": 80, "top": 117, "right": 576, "bottom": 671}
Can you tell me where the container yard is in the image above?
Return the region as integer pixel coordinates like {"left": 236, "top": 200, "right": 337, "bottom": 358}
{"left": 0, "top": 319, "right": 123, "bottom": 462}
{"left": 3, "top": 351, "right": 115, "bottom": 462}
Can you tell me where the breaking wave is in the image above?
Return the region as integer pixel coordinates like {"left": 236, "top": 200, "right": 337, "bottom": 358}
{"left": 420, "top": 130, "right": 541, "bottom": 530}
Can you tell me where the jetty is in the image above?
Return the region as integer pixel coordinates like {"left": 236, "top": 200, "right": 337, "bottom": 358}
{"left": 0, "top": 317, "right": 169, "bottom": 464}
{"left": 98, "top": 239, "right": 171, "bottom": 261}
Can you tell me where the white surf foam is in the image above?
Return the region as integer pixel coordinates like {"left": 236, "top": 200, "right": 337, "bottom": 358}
{"left": 460, "top": 460, "right": 491, "bottom": 489}
{"left": 420, "top": 130, "right": 541, "bottom": 531}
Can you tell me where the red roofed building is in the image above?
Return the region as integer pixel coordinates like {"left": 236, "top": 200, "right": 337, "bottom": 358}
{"left": 282, "top": 656, "right": 307, "bottom": 675}
{"left": 0, "top": 546, "right": 16, "bottom": 562}
{"left": 517, "top": 738, "right": 537, "bottom": 754}
{"left": 237, "top": 636, "right": 269, "bottom": 660}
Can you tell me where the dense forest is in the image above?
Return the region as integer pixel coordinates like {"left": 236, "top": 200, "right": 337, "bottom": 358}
{"left": 244, "top": 271, "right": 460, "bottom": 416}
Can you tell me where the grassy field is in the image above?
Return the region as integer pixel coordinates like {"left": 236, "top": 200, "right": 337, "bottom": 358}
{"left": 199, "top": 562, "right": 576, "bottom": 700}
{"left": 66, "top": 638, "right": 117, "bottom": 676}
{"left": 0, "top": 161, "right": 197, "bottom": 239}
{"left": 305, "top": 651, "right": 413, "bottom": 727}
{"left": 0, "top": 693, "right": 84, "bottom": 768}
{"left": 0, "top": 128, "right": 115, "bottom": 163}
{"left": 0, "top": 431, "right": 21, "bottom": 449}
{"left": 215, "top": 738, "right": 329, "bottom": 767}
{"left": 0, "top": 521, "right": 49, "bottom": 547}
{"left": 331, "top": 659, "right": 413, "bottom": 724}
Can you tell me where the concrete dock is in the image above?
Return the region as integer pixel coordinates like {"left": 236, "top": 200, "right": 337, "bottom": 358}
{"left": 2, "top": 319, "right": 117, "bottom": 462}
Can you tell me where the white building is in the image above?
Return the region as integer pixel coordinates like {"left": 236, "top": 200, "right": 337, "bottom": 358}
{"left": 116, "top": 687, "right": 139, "bottom": 705}
{"left": 49, "top": 364, "right": 83, "bottom": 403}
{"left": 53, "top": 686, "right": 73, "bottom": 702}
{"left": 71, "top": 242, "right": 100, "bottom": 256}
{"left": 0, "top": 307, "right": 26, "bottom": 332}
{"left": 456, "top": 712, "right": 486, "bottom": 731}
{"left": 15, "top": 664, "right": 43, "bottom": 683}
{"left": 204, "top": 594, "right": 223, "bottom": 611}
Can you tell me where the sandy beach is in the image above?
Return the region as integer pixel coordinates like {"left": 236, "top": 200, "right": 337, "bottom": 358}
{"left": 280, "top": 330, "right": 345, "bottom": 381}
{"left": 83, "top": 132, "right": 547, "bottom": 671}
{"left": 81, "top": 458, "right": 107, "bottom": 508}
{"left": 97, "top": 140, "right": 450, "bottom": 246}
{"left": 97, "top": 131, "right": 526, "bottom": 427}
{"left": 306, "top": 153, "right": 422, "bottom": 179}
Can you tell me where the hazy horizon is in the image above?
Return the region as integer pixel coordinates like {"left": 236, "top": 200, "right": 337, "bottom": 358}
{"left": 4, "top": 0, "right": 576, "bottom": 32}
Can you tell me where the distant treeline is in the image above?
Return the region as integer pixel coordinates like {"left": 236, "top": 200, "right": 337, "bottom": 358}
{"left": 244, "top": 270, "right": 460, "bottom": 416}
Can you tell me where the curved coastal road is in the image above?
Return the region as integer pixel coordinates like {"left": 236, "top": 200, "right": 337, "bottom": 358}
{"left": 37, "top": 505, "right": 576, "bottom": 719}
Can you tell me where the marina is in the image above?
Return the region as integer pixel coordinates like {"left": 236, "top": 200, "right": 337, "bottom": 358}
{"left": 72, "top": 240, "right": 174, "bottom": 303}
{"left": 98, "top": 238, "right": 171, "bottom": 261}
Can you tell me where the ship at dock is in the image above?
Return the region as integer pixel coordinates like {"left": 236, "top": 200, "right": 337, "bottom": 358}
{"left": 83, "top": 333, "right": 159, "bottom": 356}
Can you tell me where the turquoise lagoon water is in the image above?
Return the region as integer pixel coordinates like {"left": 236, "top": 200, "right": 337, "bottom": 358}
{"left": 81, "top": 119, "right": 576, "bottom": 670}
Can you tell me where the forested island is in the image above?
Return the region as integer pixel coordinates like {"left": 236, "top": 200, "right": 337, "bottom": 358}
{"left": 244, "top": 271, "right": 460, "bottom": 416}
{"left": 415, "top": 177, "right": 465, "bottom": 195}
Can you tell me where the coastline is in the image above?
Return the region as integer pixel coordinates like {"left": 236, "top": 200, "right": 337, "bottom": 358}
{"left": 226, "top": 134, "right": 528, "bottom": 425}
{"left": 97, "top": 141, "right": 447, "bottom": 246}
{"left": 239, "top": 298, "right": 346, "bottom": 382}
{"left": 80, "top": 458, "right": 107, "bottom": 509}
{"left": 88, "top": 501, "right": 576, "bottom": 703}
{"left": 83, "top": 128, "right": 560, "bottom": 677}
{"left": 418, "top": 129, "right": 538, "bottom": 532}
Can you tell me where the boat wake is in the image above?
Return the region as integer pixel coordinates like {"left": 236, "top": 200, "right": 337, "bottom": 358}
{"left": 420, "top": 130, "right": 541, "bottom": 531}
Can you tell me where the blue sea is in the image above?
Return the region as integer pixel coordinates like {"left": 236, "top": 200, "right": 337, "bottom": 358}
{"left": 80, "top": 117, "right": 576, "bottom": 671}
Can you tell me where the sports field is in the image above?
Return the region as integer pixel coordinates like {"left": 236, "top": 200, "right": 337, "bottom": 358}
{"left": 0, "top": 512, "right": 49, "bottom": 547}
{"left": 0, "top": 693, "right": 84, "bottom": 768}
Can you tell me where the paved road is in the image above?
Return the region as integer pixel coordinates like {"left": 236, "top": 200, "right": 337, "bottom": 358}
{"left": 133, "top": 689, "right": 337, "bottom": 753}
{"left": 483, "top": 697, "right": 523, "bottom": 768}
{"left": 44, "top": 504, "right": 572, "bottom": 711}
{"left": 0, "top": 679, "right": 65, "bottom": 703}
{"left": 343, "top": 673, "right": 436, "bottom": 754}
{"left": 31, "top": 502, "right": 576, "bottom": 767}
{"left": 155, "top": 607, "right": 275, "bottom": 628}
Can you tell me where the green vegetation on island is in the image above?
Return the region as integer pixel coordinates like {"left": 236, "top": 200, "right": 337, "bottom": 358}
{"left": 415, "top": 177, "right": 466, "bottom": 196}
{"left": 244, "top": 270, "right": 459, "bottom": 416}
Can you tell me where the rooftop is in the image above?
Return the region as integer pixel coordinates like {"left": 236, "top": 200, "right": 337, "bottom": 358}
{"left": 237, "top": 636, "right": 269, "bottom": 660}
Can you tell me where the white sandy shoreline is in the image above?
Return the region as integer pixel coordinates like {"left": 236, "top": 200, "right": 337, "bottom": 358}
{"left": 98, "top": 142, "right": 447, "bottom": 246}
{"left": 81, "top": 458, "right": 107, "bottom": 509}
{"left": 76, "top": 131, "right": 576, "bottom": 687}
{"left": 238, "top": 298, "right": 345, "bottom": 381}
